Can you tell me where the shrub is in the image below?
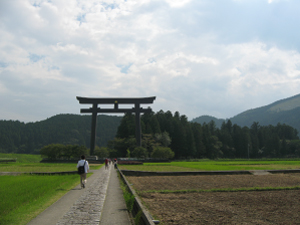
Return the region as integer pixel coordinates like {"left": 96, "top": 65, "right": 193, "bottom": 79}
{"left": 151, "top": 146, "right": 175, "bottom": 159}
{"left": 40, "top": 144, "right": 88, "bottom": 159}
{"left": 132, "top": 146, "right": 148, "bottom": 159}
{"left": 94, "top": 146, "right": 109, "bottom": 158}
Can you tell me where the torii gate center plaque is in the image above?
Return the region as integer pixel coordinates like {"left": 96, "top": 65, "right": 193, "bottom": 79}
{"left": 76, "top": 96, "right": 156, "bottom": 155}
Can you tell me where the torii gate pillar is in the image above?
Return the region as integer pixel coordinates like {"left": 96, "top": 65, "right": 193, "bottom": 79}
{"left": 76, "top": 96, "right": 156, "bottom": 155}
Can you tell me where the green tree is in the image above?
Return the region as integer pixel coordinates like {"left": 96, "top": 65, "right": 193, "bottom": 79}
{"left": 151, "top": 146, "right": 175, "bottom": 159}
{"left": 219, "top": 121, "right": 234, "bottom": 158}
{"left": 207, "top": 136, "right": 223, "bottom": 159}
{"left": 154, "top": 131, "right": 171, "bottom": 147}
{"left": 191, "top": 122, "right": 206, "bottom": 158}
{"left": 126, "top": 149, "right": 131, "bottom": 158}
{"left": 132, "top": 146, "right": 148, "bottom": 159}
{"left": 141, "top": 134, "right": 157, "bottom": 155}
{"left": 40, "top": 144, "right": 88, "bottom": 159}
{"left": 116, "top": 113, "right": 135, "bottom": 138}
{"left": 108, "top": 137, "right": 136, "bottom": 157}
{"left": 94, "top": 146, "right": 109, "bottom": 158}
{"left": 40, "top": 144, "right": 64, "bottom": 159}
{"left": 141, "top": 111, "right": 161, "bottom": 134}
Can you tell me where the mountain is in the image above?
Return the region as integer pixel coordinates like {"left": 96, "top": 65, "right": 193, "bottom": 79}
{"left": 231, "top": 94, "right": 300, "bottom": 131}
{"left": 192, "top": 94, "right": 300, "bottom": 133}
{"left": 0, "top": 114, "right": 122, "bottom": 154}
{"left": 191, "top": 115, "right": 225, "bottom": 128}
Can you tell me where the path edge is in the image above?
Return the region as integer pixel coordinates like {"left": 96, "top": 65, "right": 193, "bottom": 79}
{"left": 117, "top": 167, "right": 157, "bottom": 225}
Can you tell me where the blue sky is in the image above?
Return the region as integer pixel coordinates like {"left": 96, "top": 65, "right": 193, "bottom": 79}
{"left": 1, "top": 0, "right": 300, "bottom": 122}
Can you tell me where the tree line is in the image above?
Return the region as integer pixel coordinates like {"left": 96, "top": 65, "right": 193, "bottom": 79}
{"left": 1, "top": 111, "right": 300, "bottom": 159}
{"left": 0, "top": 114, "right": 121, "bottom": 154}
{"left": 111, "top": 110, "right": 300, "bottom": 159}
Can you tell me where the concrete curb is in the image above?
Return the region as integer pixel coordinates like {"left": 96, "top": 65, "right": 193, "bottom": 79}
{"left": 268, "top": 169, "right": 300, "bottom": 174}
{"left": 121, "top": 169, "right": 300, "bottom": 177}
{"left": 121, "top": 170, "right": 252, "bottom": 176}
{"left": 117, "top": 168, "right": 157, "bottom": 225}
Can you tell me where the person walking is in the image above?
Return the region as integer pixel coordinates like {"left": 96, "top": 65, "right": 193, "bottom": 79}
{"left": 114, "top": 158, "right": 118, "bottom": 169}
{"left": 105, "top": 158, "right": 109, "bottom": 170}
{"left": 77, "top": 155, "right": 89, "bottom": 188}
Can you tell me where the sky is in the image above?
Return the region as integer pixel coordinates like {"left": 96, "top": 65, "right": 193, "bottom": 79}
{"left": 1, "top": 0, "right": 300, "bottom": 123}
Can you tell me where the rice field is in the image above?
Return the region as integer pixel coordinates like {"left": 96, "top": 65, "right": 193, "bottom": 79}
{"left": 118, "top": 159, "right": 300, "bottom": 172}
{"left": 0, "top": 153, "right": 42, "bottom": 163}
{"left": 0, "top": 174, "right": 80, "bottom": 225}
{"left": 0, "top": 153, "right": 102, "bottom": 224}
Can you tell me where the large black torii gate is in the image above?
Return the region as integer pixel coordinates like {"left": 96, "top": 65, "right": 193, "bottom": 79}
{"left": 76, "top": 96, "right": 156, "bottom": 155}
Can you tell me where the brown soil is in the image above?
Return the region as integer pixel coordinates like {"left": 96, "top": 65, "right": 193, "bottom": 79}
{"left": 127, "top": 174, "right": 300, "bottom": 224}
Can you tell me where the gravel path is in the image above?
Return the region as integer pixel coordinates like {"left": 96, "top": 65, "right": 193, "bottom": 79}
{"left": 56, "top": 167, "right": 111, "bottom": 225}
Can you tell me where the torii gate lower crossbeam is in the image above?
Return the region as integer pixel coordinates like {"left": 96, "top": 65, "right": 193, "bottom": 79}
{"left": 76, "top": 96, "right": 156, "bottom": 156}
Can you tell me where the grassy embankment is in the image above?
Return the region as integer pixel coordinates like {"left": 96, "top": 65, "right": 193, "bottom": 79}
{"left": 0, "top": 153, "right": 102, "bottom": 225}
{"left": 118, "top": 159, "right": 300, "bottom": 172}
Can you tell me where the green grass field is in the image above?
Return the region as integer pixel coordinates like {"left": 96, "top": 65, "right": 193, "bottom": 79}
{"left": 0, "top": 162, "right": 102, "bottom": 173}
{"left": 0, "top": 153, "right": 102, "bottom": 172}
{"left": 0, "top": 153, "right": 103, "bottom": 224}
{"left": 0, "top": 174, "right": 81, "bottom": 225}
{"left": 118, "top": 159, "right": 300, "bottom": 172}
{"left": 0, "top": 153, "right": 42, "bottom": 163}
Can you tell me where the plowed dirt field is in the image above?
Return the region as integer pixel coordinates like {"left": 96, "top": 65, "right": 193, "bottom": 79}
{"left": 127, "top": 173, "right": 300, "bottom": 224}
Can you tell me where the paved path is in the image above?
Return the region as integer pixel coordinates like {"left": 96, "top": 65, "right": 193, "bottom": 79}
{"left": 99, "top": 165, "right": 132, "bottom": 225}
{"left": 27, "top": 165, "right": 132, "bottom": 225}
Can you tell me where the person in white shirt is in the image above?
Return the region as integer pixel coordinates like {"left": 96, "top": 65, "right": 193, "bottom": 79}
{"left": 77, "top": 155, "right": 89, "bottom": 188}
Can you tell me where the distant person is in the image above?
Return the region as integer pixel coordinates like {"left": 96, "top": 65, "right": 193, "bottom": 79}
{"left": 77, "top": 155, "right": 89, "bottom": 189}
{"left": 114, "top": 158, "right": 118, "bottom": 169}
{"left": 105, "top": 158, "right": 109, "bottom": 170}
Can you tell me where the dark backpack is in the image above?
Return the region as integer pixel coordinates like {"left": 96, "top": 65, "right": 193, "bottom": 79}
{"left": 78, "top": 160, "right": 86, "bottom": 174}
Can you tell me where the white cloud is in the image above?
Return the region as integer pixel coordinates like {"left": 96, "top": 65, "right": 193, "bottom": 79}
{"left": 0, "top": 0, "right": 300, "bottom": 122}
{"left": 268, "top": 0, "right": 288, "bottom": 3}
{"left": 165, "top": 0, "right": 191, "bottom": 8}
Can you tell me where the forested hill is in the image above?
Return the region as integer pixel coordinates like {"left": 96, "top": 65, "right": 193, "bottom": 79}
{"left": 192, "top": 93, "right": 300, "bottom": 133}
{"left": 1, "top": 109, "right": 300, "bottom": 159}
{"left": 0, "top": 114, "right": 122, "bottom": 154}
{"left": 191, "top": 115, "right": 225, "bottom": 128}
{"left": 230, "top": 94, "right": 300, "bottom": 131}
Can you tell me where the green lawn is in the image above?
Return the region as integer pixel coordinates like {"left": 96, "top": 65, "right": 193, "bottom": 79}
{"left": 0, "top": 153, "right": 103, "bottom": 224}
{"left": 0, "top": 162, "right": 101, "bottom": 173}
{"left": 0, "top": 174, "right": 81, "bottom": 225}
{"left": 0, "top": 153, "right": 102, "bottom": 172}
{"left": 0, "top": 153, "right": 42, "bottom": 163}
{"left": 118, "top": 159, "right": 300, "bottom": 172}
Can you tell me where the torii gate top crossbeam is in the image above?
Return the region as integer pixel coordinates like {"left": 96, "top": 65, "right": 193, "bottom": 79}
{"left": 76, "top": 96, "right": 156, "bottom": 104}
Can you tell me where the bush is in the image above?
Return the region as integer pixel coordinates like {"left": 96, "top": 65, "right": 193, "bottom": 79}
{"left": 40, "top": 144, "right": 64, "bottom": 159}
{"left": 94, "top": 146, "right": 109, "bottom": 158}
{"left": 151, "top": 146, "right": 175, "bottom": 159}
{"left": 40, "top": 144, "right": 88, "bottom": 159}
{"left": 132, "top": 146, "right": 148, "bottom": 159}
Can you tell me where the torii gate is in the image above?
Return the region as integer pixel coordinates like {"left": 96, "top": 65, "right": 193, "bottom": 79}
{"left": 76, "top": 96, "right": 156, "bottom": 155}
